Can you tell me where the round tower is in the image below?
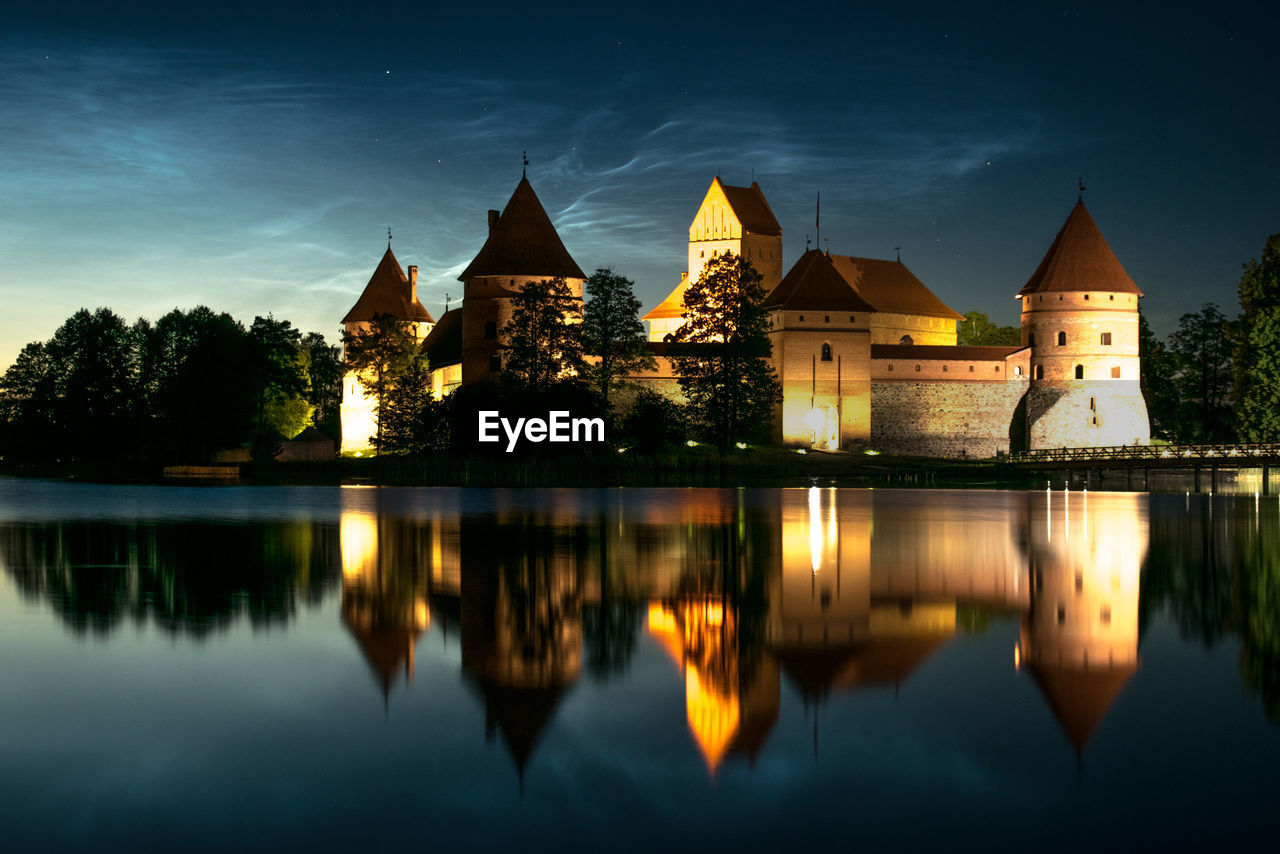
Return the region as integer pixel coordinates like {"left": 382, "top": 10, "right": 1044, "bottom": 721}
{"left": 1019, "top": 198, "right": 1150, "bottom": 449}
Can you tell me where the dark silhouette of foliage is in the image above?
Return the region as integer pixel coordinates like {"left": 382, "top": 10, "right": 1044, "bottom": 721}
{"left": 620, "top": 388, "right": 685, "bottom": 452}
{"left": 342, "top": 313, "right": 422, "bottom": 453}
{"left": 581, "top": 267, "right": 655, "bottom": 413}
{"left": 672, "top": 252, "right": 781, "bottom": 450}
{"left": 1236, "top": 233, "right": 1280, "bottom": 441}
{"left": 1139, "top": 307, "right": 1179, "bottom": 440}
{"left": 957, "top": 310, "right": 1020, "bottom": 346}
{"left": 501, "top": 277, "right": 585, "bottom": 393}
{"left": 1166, "top": 303, "right": 1235, "bottom": 442}
{"left": 303, "top": 331, "right": 343, "bottom": 439}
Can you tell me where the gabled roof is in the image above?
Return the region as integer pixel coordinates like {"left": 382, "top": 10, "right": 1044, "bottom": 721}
{"left": 1018, "top": 200, "right": 1142, "bottom": 297}
{"left": 716, "top": 178, "right": 782, "bottom": 236}
{"left": 421, "top": 306, "right": 462, "bottom": 368}
{"left": 763, "top": 250, "right": 877, "bottom": 312}
{"left": 871, "top": 344, "right": 1026, "bottom": 361}
{"left": 1026, "top": 663, "right": 1136, "bottom": 751}
{"left": 828, "top": 255, "right": 965, "bottom": 321}
{"left": 342, "top": 247, "right": 435, "bottom": 325}
{"left": 458, "top": 176, "right": 587, "bottom": 281}
{"left": 643, "top": 276, "right": 691, "bottom": 322}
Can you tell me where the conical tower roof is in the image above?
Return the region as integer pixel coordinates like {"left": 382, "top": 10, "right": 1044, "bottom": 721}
{"left": 1018, "top": 201, "right": 1142, "bottom": 297}
{"left": 1026, "top": 662, "right": 1136, "bottom": 751}
{"left": 764, "top": 250, "right": 878, "bottom": 312}
{"left": 342, "top": 247, "right": 435, "bottom": 324}
{"left": 458, "top": 176, "right": 586, "bottom": 281}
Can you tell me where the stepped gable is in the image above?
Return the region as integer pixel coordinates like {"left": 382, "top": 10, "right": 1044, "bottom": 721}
{"left": 828, "top": 255, "right": 964, "bottom": 320}
{"left": 1026, "top": 662, "right": 1136, "bottom": 751}
{"left": 718, "top": 179, "right": 782, "bottom": 236}
{"left": 458, "top": 176, "right": 587, "bottom": 281}
{"left": 1018, "top": 200, "right": 1142, "bottom": 297}
{"left": 342, "top": 247, "right": 435, "bottom": 324}
{"left": 421, "top": 307, "right": 462, "bottom": 368}
{"left": 763, "top": 249, "right": 877, "bottom": 312}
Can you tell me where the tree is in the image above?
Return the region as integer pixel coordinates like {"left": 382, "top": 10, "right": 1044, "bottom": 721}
{"left": 581, "top": 267, "right": 656, "bottom": 412}
{"left": 620, "top": 388, "right": 685, "bottom": 452}
{"left": 342, "top": 313, "right": 421, "bottom": 453}
{"left": 672, "top": 252, "right": 781, "bottom": 450}
{"left": 1139, "top": 307, "right": 1179, "bottom": 440}
{"left": 1236, "top": 233, "right": 1280, "bottom": 441}
{"left": 43, "top": 308, "right": 140, "bottom": 459}
{"left": 378, "top": 351, "right": 449, "bottom": 455}
{"left": 1167, "top": 303, "right": 1235, "bottom": 442}
{"left": 248, "top": 315, "right": 309, "bottom": 435}
{"left": 500, "top": 276, "right": 585, "bottom": 392}
{"left": 0, "top": 341, "right": 56, "bottom": 460}
{"left": 957, "top": 310, "right": 1020, "bottom": 346}
{"left": 302, "top": 331, "right": 342, "bottom": 438}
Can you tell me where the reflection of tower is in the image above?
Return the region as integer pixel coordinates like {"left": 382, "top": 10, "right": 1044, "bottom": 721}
{"left": 771, "top": 489, "right": 955, "bottom": 704}
{"left": 647, "top": 596, "right": 780, "bottom": 774}
{"left": 339, "top": 506, "right": 430, "bottom": 701}
{"left": 460, "top": 517, "right": 582, "bottom": 781}
{"left": 1021, "top": 490, "right": 1145, "bottom": 753}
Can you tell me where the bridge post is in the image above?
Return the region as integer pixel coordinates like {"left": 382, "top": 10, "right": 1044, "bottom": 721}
{"left": 1126, "top": 468, "right": 1133, "bottom": 489}
{"left": 1211, "top": 466, "right": 1219, "bottom": 494}
{"left": 1194, "top": 466, "right": 1201, "bottom": 492}
{"left": 1145, "top": 467, "right": 1150, "bottom": 490}
{"left": 1265, "top": 465, "right": 1271, "bottom": 496}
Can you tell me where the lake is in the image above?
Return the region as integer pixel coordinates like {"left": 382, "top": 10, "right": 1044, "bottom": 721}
{"left": 1, "top": 480, "right": 1277, "bottom": 851}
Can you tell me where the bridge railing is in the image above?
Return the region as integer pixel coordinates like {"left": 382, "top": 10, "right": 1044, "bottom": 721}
{"left": 1007, "top": 443, "right": 1280, "bottom": 464}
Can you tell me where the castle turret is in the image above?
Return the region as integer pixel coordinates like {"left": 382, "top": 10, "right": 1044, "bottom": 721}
{"left": 1019, "top": 199, "right": 1150, "bottom": 449}
{"left": 339, "top": 246, "right": 435, "bottom": 454}
{"left": 457, "top": 176, "right": 586, "bottom": 385}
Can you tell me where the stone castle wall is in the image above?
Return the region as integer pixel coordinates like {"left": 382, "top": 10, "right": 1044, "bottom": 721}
{"left": 871, "top": 381, "right": 1028, "bottom": 459}
{"left": 1026, "top": 381, "right": 1150, "bottom": 449}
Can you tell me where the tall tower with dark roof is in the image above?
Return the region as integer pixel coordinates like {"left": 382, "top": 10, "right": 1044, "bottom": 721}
{"left": 457, "top": 176, "right": 586, "bottom": 386}
{"left": 1019, "top": 200, "right": 1150, "bottom": 449}
{"left": 339, "top": 246, "right": 435, "bottom": 454}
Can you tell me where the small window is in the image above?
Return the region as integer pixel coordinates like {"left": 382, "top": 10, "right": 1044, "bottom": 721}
{"left": 1110, "top": 295, "right": 1115, "bottom": 301}
{"left": 489, "top": 354, "right": 501, "bottom": 372}
{"left": 1075, "top": 364, "right": 1084, "bottom": 379}
{"left": 1111, "top": 366, "right": 1121, "bottom": 378}
{"left": 849, "top": 315, "right": 856, "bottom": 322}
{"left": 820, "top": 343, "right": 832, "bottom": 362}
{"left": 700, "top": 251, "right": 705, "bottom": 258}
{"left": 942, "top": 364, "right": 948, "bottom": 372}
{"left": 1057, "top": 331, "right": 1066, "bottom": 346}
{"left": 900, "top": 335, "right": 914, "bottom": 345}
{"left": 824, "top": 315, "right": 830, "bottom": 323}
{"left": 1028, "top": 332, "right": 1035, "bottom": 346}
{"left": 995, "top": 366, "right": 1000, "bottom": 372}
{"left": 914, "top": 364, "right": 921, "bottom": 372}
{"left": 970, "top": 365, "right": 975, "bottom": 373}
{"left": 484, "top": 321, "right": 497, "bottom": 339}
{"left": 888, "top": 364, "right": 893, "bottom": 372}
{"left": 1084, "top": 294, "right": 1090, "bottom": 300}
{"left": 1089, "top": 397, "right": 1096, "bottom": 410}
{"left": 1035, "top": 365, "right": 1044, "bottom": 380}
{"left": 799, "top": 314, "right": 805, "bottom": 321}
{"left": 1014, "top": 365, "right": 1023, "bottom": 376}
{"left": 1101, "top": 332, "right": 1112, "bottom": 345}
{"left": 1057, "top": 605, "right": 1066, "bottom": 625}
{"left": 1059, "top": 295, "right": 1064, "bottom": 301}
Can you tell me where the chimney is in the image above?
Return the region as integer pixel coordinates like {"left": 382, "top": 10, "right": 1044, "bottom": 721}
{"left": 488, "top": 210, "right": 500, "bottom": 233}
{"left": 408, "top": 265, "right": 418, "bottom": 303}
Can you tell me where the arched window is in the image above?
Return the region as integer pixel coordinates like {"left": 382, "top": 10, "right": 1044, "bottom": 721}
{"left": 900, "top": 334, "right": 914, "bottom": 345}
{"left": 1014, "top": 365, "right": 1023, "bottom": 376}
{"left": 1057, "top": 331, "right": 1066, "bottom": 346}
{"left": 1035, "top": 365, "right": 1044, "bottom": 380}
{"left": 1075, "top": 364, "right": 1084, "bottom": 379}
{"left": 820, "top": 343, "right": 833, "bottom": 362}
{"left": 484, "top": 321, "right": 497, "bottom": 339}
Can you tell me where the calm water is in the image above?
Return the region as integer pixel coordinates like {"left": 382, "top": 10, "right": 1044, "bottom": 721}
{"left": 1, "top": 480, "right": 1278, "bottom": 851}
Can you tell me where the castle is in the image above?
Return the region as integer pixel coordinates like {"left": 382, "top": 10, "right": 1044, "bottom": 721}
{"left": 340, "top": 175, "right": 1151, "bottom": 457}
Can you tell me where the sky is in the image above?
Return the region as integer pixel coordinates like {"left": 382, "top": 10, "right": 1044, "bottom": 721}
{"left": 2, "top": 1, "right": 1277, "bottom": 370}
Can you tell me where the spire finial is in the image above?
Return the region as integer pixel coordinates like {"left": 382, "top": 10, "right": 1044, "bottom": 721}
{"left": 387, "top": 227, "right": 392, "bottom": 249}
{"left": 805, "top": 234, "right": 811, "bottom": 251}
{"left": 894, "top": 245, "right": 901, "bottom": 263}
{"left": 522, "top": 150, "right": 528, "bottom": 177}
{"left": 1077, "top": 176, "right": 1086, "bottom": 203}
{"left": 445, "top": 293, "right": 451, "bottom": 313}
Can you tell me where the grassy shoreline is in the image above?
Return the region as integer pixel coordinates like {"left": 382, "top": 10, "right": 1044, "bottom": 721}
{"left": 0, "top": 447, "right": 1044, "bottom": 489}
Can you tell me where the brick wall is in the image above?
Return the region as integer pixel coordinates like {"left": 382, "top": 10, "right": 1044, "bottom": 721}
{"left": 871, "top": 381, "right": 1028, "bottom": 458}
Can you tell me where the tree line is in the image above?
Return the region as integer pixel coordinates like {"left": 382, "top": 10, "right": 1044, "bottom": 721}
{"left": 0, "top": 306, "right": 341, "bottom": 465}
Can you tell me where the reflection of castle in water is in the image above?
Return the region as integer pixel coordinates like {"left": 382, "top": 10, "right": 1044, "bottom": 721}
{"left": 336, "top": 487, "right": 1147, "bottom": 779}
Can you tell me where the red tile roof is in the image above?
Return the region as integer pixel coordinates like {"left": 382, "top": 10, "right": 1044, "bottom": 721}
{"left": 1026, "top": 663, "right": 1136, "bottom": 751}
{"left": 871, "top": 344, "right": 1026, "bottom": 361}
{"left": 717, "top": 179, "right": 782, "bottom": 236}
{"left": 828, "top": 255, "right": 965, "bottom": 321}
{"left": 342, "top": 247, "right": 435, "bottom": 324}
{"left": 763, "top": 250, "right": 877, "bottom": 312}
{"left": 458, "top": 176, "right": 587, "bottom": 281}
{"left": 1018, "top": 201, "right": 1142, "bottom": 297}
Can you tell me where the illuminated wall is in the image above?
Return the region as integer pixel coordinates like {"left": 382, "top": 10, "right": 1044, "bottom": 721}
{"left": 769, "top": 313, "right": 871, "bottom": 448}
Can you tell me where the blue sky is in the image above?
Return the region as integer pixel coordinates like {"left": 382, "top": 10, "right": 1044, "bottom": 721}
{"left": 2, "top": 1, "right": 1277, "bottom": 369}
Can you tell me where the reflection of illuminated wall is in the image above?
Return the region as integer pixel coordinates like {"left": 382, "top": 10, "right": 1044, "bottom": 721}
{"left": 1023, "top": 490, "right": 1144, "bottom": 669}
{"left": 772, "top": 488, "right": 871, "bottom": 647}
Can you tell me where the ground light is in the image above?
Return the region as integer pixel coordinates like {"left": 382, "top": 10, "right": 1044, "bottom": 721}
{"left": 686, "top": 440, "right": 698, "bottom": 447}
{"left": 735, "top": 442, "right": 748, "bottom": 450}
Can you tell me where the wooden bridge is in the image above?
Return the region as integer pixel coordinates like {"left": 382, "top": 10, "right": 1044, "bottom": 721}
{"left": 1006, "top": 443, "right": 1280, "bottom": 493}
